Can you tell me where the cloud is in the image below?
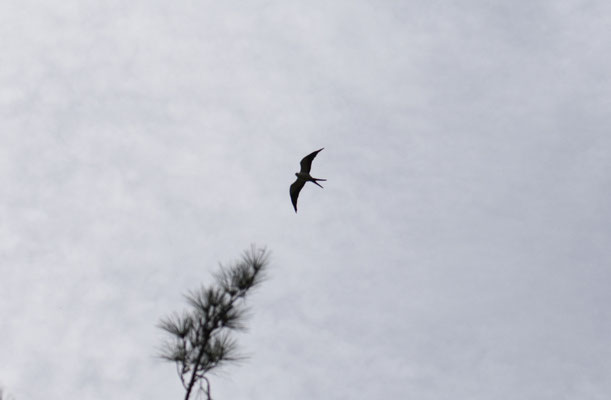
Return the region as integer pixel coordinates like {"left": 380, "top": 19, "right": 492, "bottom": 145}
{"left": 1, "top": 1, "right": 610, "bottom": 399}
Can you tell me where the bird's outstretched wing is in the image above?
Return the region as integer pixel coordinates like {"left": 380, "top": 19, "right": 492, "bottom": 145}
{"left": 299, "top": 148, "right": 324, "bottom": 174}
{"left": 290, "top": 178, "right": 306, "bottom": 212}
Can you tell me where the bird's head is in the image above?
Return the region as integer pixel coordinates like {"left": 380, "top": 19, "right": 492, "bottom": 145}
{"left": 295, "top": 172, "right": 299, "bottom": 177}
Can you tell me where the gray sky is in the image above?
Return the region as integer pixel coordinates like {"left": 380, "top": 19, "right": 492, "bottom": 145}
{"left": 1, "top": 1, "right": 610, "bottom": 399}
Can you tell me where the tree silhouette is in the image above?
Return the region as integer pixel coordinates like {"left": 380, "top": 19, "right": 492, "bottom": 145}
{"left": 158, "top": 246, "right": 269, "bottom": 400}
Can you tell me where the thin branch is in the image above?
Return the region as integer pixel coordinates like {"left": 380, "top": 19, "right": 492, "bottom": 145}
{"left": 159, "top": 246, "right": 269, "bottom": 400}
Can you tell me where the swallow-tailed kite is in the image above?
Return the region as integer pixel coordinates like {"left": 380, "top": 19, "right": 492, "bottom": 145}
{"left": 290, "top": 148, "right": 326, "bottom": 212}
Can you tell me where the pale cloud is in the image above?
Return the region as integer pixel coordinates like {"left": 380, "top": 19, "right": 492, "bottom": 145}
{"left": 1, "top": 1, "right": 610, "bottom": 399}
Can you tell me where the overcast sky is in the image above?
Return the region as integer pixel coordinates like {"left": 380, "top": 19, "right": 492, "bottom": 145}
{"left": 1, "top": 1, "right": 610, "bottom": 399}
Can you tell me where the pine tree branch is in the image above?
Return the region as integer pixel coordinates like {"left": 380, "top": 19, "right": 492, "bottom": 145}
{"left": 159, "top": 246, "right": 269, "bottom": 400}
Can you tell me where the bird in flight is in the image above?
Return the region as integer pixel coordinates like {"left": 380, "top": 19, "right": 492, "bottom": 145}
{"left": 290, "top": 148, "right": 326, "bottom": 213}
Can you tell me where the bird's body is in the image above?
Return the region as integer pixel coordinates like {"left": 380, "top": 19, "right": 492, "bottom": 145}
{"left": 290, "top": 148, "right": 326, "bottom": 212}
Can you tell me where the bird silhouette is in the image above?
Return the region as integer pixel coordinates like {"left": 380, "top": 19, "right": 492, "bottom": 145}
{"left": 290, "top": 148, "right": 326, "bottom": 212}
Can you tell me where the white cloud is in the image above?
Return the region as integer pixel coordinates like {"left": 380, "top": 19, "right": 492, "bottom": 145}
{"left": 1, "top": 1, "right": 610, "bottom": 399}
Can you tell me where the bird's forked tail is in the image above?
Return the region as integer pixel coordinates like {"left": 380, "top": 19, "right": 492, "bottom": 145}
{"left": 312, "top": 178, "right": 326, "bottom": 188}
